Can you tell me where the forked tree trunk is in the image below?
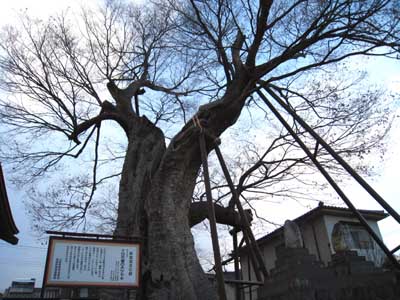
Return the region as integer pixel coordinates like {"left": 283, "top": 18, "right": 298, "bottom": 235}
{"left": 141, "top": 72, "right": 253, "bottom": 299}
{"left": 99, "top": 71, "right": 253, "bottom": 300}
{"left": 99, "top": 117, "right": 216, "bottom": 300}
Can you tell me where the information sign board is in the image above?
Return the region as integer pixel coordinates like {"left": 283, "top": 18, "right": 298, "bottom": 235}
{"left": 43, "top": 237, "right": 140, "bottom": 288}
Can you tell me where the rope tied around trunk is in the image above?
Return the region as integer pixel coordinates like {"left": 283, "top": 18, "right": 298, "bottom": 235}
{"left": 191, "top": 115, "right": 221, "bottom": 146}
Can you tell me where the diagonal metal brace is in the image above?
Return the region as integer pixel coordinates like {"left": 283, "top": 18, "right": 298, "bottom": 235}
{"left": 214, "top": 144, "right": 269, "bottom": 279}
{"left": 199, "top": 132, "right": 227, "bottom": 300}
{"left": 257, "top": 89, "right": 400, "bottom": 270}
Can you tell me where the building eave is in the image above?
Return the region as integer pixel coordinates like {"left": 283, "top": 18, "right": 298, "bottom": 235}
{"left": 0, "top": 163, "right": 19, "bottom": 244}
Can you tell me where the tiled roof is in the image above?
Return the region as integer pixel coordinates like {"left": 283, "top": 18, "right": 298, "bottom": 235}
{"left": 0, "top": 163, "right": 19, "bottom": 244}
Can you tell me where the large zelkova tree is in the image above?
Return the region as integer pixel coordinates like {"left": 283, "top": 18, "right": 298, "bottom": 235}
{"left": 0, "top": 0, "right": 399, "bottom": 299}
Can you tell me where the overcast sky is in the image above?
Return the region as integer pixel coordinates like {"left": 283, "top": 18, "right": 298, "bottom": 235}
{"left": 0, "top": 0, "right": 399, "bottom": 292}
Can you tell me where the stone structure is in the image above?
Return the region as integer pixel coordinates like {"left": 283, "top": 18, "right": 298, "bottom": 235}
{"left": 257, "top": 246, "right": 399, "bottom": 300}
{"left": 283, "top": 220, "right": 304, "bottom": 249}
{"left": 239, "top": 204, "right": 397, "bottom": 300}
{"left": 240, "top": 205, "right": 388, "bottom": 280}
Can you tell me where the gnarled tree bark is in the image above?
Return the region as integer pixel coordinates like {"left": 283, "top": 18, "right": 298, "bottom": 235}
{"left": 98, "top": 69, "right": 255, "bottom": 300}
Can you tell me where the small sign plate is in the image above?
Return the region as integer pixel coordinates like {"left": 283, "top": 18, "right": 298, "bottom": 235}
{"left": 43, "top": 237, "right": 140, "bottom": 288}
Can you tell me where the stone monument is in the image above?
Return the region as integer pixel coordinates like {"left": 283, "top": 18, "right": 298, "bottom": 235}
{"left": 283, "top": 219, "right": 304, "bottom": 248}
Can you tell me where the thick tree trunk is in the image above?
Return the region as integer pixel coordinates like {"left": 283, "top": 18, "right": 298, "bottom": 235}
{"left": 99, "top": 117, "right": 167, "bottom": 300}
{"left": 142, "top": 72, "right": 254, "bottom": 299}
{"left": 99, "top": 71, "right": 254, "bottom": 300}
{"left": 115, "top": 117, "right": 166, "bottom": 238}
{"left": 144, "top": 138, "right": 215, "bottom": 300}
{"left": 100, "top": 116, "right": 216, "bottom": 300}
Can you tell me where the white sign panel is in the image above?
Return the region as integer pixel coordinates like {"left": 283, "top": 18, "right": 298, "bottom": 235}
{"left": 44, "top": 237, "right": 140, "bottom": 287}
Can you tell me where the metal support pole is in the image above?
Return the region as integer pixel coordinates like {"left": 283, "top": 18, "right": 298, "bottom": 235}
{"left": 248, "top": 257, "right": 253, "bottom": 300}
{"left": 238, "top": 227, "right": 262, "bottom": 282}
{"left": 199, "top": 133, "right": 227, "bottom": 300}
{"left": 232, "top": 228, "right": 242, "bottom": 300}
{"left": 257, "top": 90, "right": 400, "bottom": 269}
{"left": 214, "top": 144, "right": 269, "bottom": 279}
{"left": 265, "top": 86, "right": 400, "bottom": 225}
{"left": 391, "top": 244, "right": 400, "bottom": 254}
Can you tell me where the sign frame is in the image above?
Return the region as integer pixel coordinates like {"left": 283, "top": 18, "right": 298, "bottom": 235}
{"left": 43, "top": 236, "right": 141, "bottom": 289}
